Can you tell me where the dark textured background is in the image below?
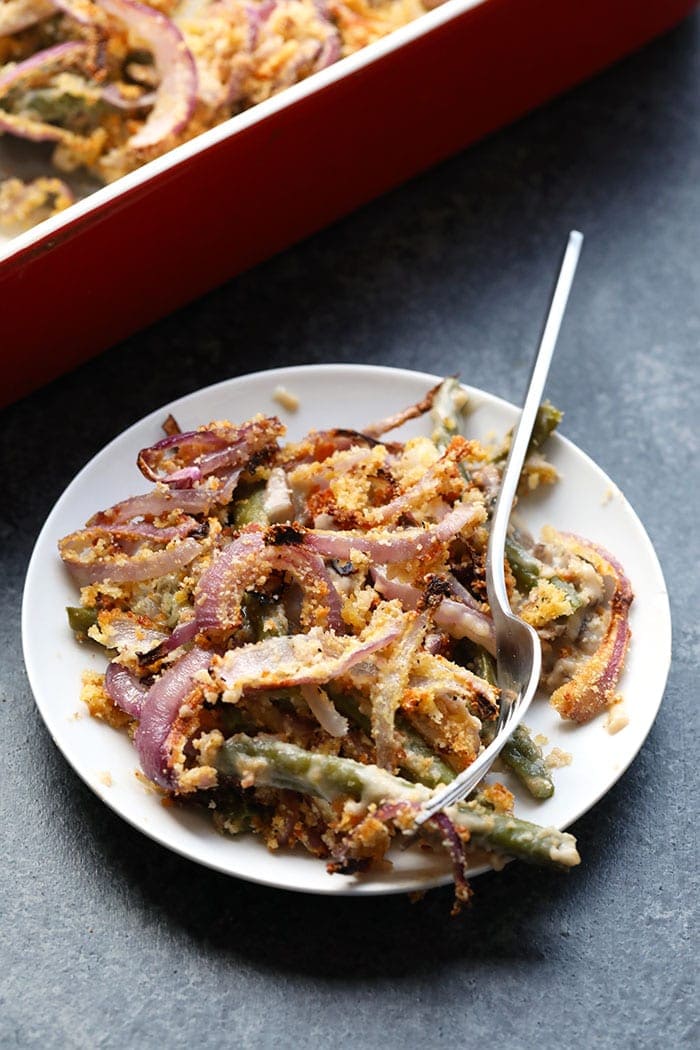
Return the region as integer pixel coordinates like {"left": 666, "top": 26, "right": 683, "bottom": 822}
{"left": 2, "top": 11, "right": 698, "bottom": 1049}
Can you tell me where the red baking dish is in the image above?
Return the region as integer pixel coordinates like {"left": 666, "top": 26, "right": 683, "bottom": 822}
{"left": 0, "top": 0, "right": 696, "bottom": 408}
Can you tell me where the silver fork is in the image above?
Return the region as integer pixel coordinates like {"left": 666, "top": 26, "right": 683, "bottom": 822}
{"left": 412, "top": 230, "right": 584, "bottom": 828}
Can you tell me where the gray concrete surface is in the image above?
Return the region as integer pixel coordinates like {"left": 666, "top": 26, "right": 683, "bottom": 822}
{"left": 1, "top": 11, "right": 698, "bottom": 1049}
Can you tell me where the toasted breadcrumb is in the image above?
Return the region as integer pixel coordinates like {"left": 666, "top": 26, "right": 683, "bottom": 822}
{"left": 80, "top": 671, "right": 132, "bottom": 729}
{"left": 520, "top": 579, "right": 577, "bottom": 628}
{"left": 179, "top": 766, "right": 218, "bottom": 792}
{"left": 479, "top": 782, "right": 515, "bottom": 813}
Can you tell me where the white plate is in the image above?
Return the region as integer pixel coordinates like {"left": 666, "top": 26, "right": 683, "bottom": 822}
{"left": 22, "top": 364, "right": 671, "bottom": 895}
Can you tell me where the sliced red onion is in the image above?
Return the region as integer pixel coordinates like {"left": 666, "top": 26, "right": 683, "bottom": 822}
{"left": 424, "top": 632, "right": 447, "bottom": 655}
{"left": 284, "top": 428, "right": 379, "bottom": 467}
{"left": 59, "top": 533, "right": 201, "bottom": 584}
{"left": 251, "top": 0, "right": 339, "bottom": 88}
{"left": 0, "top": 0, "right": 55, "bottom": 35}
{"left": 245, "top": 0, "right": 276, "bottom": 49}
{"left": 138, "top": 429, "right": 230, "bottom": 487}
{"left": 86, "top": 519, "right": 201, "bottom": 543}
{"left": 212, "top": 612, "right": 404, "bottom": 699}
{"left": 300, "top": 685, "right": 348, "bottom": 738}
{"left": 373, "top": 799, "right": 421, "bottom": 824}
{"left": 280, "top": 542, "right": 345, "bottom": 632}
{"left": 305, "top": 529, "right": 417, "bottom": 564}
{"left": 433, "top": 599, "right": 496, "bottom": 655}
{"left": 195, "top": 529, "right": 262, "bottom": 630}
{"left": 368, "top": 567, "right": 419, "bottom": 607}
{"left": 87, "top": 486, "right": 227, "bottom": 525}
{"left": 550, "top": 533, "right": 633, "bottom": 723}
{"left": 139, "top": 617, "right": 199, "bottom": 663}
{"left": 104, "top": 661, "right": 149, "bottom": 718}
{"left": 472, "top": 463, "right": 501, "bottom": 505}
{"left": 53, "top": 0, "right": 103, "bottom": 24}
{"left": 594, "top": 607, "right": 631, "bottom": 701}
{"left": 369, "top": 611, "right": 426, "bottom": 769}
{"left": 561, "top": 534, "right": 633, "bottom": 603}
{"left": 95, "top": 0, "right": 197, "bottom": 150}
{"left": 429, "top": 811, "right": 472, "bottom": 906}
{"left": 444, "top": 572, "right": 484, "bottom": 612}
{"left": 137, "top": 417, "right": 282, "bottom": 488}
{"left": 0, "top": 42, "right": 90, "bottom": 142}
{"left": 195, "top": 528, "right": 344, "bottom": 636}
{"left": 370, "top": 567, "right": 496, "bottom": 655}
{"left": 101, "top": 83, "right": 156, "bottom": 109}
{"left": 314, "top": 20, "right": 340, "bottom": 70}
{"left": 93, "top": 610, "right": 168, "bottom": 655}
{"left": 432, "top": 501, "right": 484, "bottom": 542}
{"left": 135, "top": 646, "right": 212, "bottom": 787}
{"left": 305, "top": 501, "right": 483, "bottom": 565}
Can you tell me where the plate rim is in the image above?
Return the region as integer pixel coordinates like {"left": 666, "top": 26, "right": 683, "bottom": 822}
{"left": 21, "top": 362, "right": 672, "bottom": 895}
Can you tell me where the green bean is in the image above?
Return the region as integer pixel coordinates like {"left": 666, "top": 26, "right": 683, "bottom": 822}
{"left": 470, "top": 649, "right": 555, "bottom": 800}
{"left": 242, "top": 596, "right": 288, "bottom": 642}
{"left": 231, "top": 485, "right": 268, "bottom": 527}
{"left": 494, "top": 400, "right": 563, "bottom": 465}
{"left": 396, "top": 725, "right": 455, "bottom": 790}
{"left": 505, "top": 537, "right": 541, "bottom": 592}
{"left": 327, "top": 687, "right": 372, "bottom": 736}
{"left": 329, "top": 688, "right": 454, "bottom": 789}
{"left": 24, "top": 89, "right": 104, "bottom": 125}
{"left": 432, "top": 378, "right": 562, "bottom": 461}
{"left": 213, "top": 734, "right": 579, "bottom": 868}
{"left": 473, "top": 649, "right": 497, "bottom": 687}
{"left": 66, "top": 606, "right": 98, "bottom": 635}
{"left": 451, "top": 796, "right": 577, "bottom": 868}
{"left": 529, "top": 400, "right": 563, "bottom": 453}
{"left": 501, "top": 725, "right": 554, "bottom": 800}
{"left": 216, "top": 733, "right": 379, "bottom": 803}
{"left": 549, "top": 576, "right": 584, "bottom": 612}
{"left": 219, "top": 705, "right": 257, "bottom": 736}
{"left": 504, "top": 538, "right": 583, "bottom": 611}
{"left": 430, "top": 377, "right": 469, "bottom": 450}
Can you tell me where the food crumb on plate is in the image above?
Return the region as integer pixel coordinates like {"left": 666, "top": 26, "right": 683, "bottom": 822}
{"left": 272, "top": 386, "right": 300, "bottom": 412}
{"left": 605, "top": 698, "right": 629, "bottom": 735}
{"left": 98, "top": 771, "right": 113, "bottom": 787}
{"left": 545, "top": 747, "right": 573, "bottom": 769}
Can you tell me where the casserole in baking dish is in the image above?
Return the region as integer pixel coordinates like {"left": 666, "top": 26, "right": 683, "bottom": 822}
{"left": 0, "top": 0, "right": 695, "bottom": 407}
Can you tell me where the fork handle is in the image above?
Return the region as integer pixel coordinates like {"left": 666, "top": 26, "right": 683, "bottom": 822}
{"left": 487, "top": 230, "right": 584, "bottom": 624}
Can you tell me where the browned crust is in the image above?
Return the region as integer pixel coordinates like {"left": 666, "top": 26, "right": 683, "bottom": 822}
{"left": 549, "top": 533, "right": 633, "bottom": 723}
